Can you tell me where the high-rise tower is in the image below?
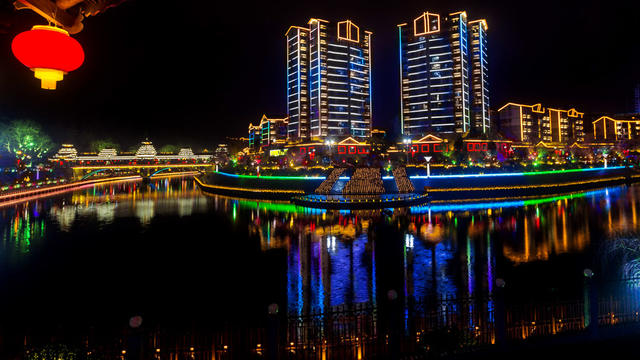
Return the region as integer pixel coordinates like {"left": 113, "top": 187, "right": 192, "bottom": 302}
{"left": 286, "top": 18, "right": 372, "bottom": 141}
{"left": 398, "top": 11, "right": 489, "bottom": 138}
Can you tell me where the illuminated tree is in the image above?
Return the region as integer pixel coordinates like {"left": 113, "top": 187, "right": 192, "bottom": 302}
{"left": 159, "top": 144, "right": 179, "bottom": 154}
{"left": 0, "top": 119, "right": 53, "bottom": 168}
{"left": 89, "top": 138, "right": 120, "bottom": 153}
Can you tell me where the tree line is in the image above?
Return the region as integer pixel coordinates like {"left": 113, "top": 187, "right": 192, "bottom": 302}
{"left": 0, "top": 119, "right": 199, "bottom": 168}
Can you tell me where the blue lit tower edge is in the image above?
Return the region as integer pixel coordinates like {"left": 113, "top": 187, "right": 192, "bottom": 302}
{"left": 469, "top": 19, "right": 490, "bottom": 135}
{"left": 285, "top": 25, "right": 310, "bottom": 140}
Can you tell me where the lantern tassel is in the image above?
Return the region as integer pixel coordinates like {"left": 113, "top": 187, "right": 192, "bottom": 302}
{"left": 33, "top": 68, "right": 64, "bottom": 90}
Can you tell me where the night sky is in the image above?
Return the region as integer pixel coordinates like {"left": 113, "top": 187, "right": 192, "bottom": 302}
{"left": 0, "top": 0, "right": 638, "bottom": 150}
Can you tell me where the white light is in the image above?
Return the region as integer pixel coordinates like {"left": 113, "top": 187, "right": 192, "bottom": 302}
{"left": 327, "top": 235, "right": 337, "bottom": 252}
{"left": 405, "top": 234, "right": 414, "bottom": 249}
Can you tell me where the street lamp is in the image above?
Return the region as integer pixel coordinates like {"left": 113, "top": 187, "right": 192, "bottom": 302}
{"left": 325, "top": 139, "right": 335, "bottom": 164}
{"left": 403, "top": 138, "right": 411, "bottom": 164}
{"left": 424, "top": 156, "right": 432, "bottom": 178}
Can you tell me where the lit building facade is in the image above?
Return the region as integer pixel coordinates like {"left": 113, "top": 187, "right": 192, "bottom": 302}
{"left": 593, "top": 116, "right": 640, "bottom": 141}
{"left": 547, "top": 108, "right": 585, "bottom": 143}
{"left": 286, "top": 18, "right": 372, "bottom": 141}
{"left": 53, "top": 144, "right": 78, "bottom": 160}
{"left": 399, "top": 134, "right": 513, "bottom": 163}
{"left": 51, "top": 142, "right": 212, "bottom": 162}
{"left": 497, "top": 103, "right": 584, "bottom": 144}
{"left": 398, "top": 11, "right": 489, "bottom": 138}
{"left": 248, "top": 124, "right": 261, "bottom": 148}
{"left": 249, "top": 115, "right": 288, "bottom": 149}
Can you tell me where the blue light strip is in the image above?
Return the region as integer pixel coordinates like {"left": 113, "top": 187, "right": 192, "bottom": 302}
{"left": 409, "top": 166, "right": 626, "bottom": 179}
{"left": 411, "top": 172, "right": 523, "bottom": 179}
{"left": 414, "top": 201, "right": 525, "bottom": 213}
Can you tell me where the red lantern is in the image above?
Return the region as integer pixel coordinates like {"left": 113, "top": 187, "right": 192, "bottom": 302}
{"left": 11, "top": 25, "right": 84, "bottom": 90}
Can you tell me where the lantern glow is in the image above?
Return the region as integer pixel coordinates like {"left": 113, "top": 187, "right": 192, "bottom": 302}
{"left": 11, "top": 25, "right": 84, "bottom": 90}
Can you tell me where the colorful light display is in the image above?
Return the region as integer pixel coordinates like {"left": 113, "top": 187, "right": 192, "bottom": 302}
{"left": 11, "top": 25, "right": 84, "bottom": 90}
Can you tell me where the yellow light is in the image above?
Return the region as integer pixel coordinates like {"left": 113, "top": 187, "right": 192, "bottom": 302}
{"left": 413, "top": 12, "right": 440, "bottom": 36}
{"left": 194, "top": 177, "right": 305, "bottom": 194}
{"left": 337, "top": 20, "right": 360, "bottom": 42}
{"left": 519, "top": 105, "right": 524, "bottom": 142}
{"left": 34, "top": 68, "right": 64, "bottom": 90}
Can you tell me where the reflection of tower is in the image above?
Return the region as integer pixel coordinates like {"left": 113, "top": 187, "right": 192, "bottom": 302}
{"left": 287, "top": 233, "right": 304, "bottom": 315}
{"left": 464, "top": 235, "right": 475, "bottom": 329}
{"left": 286, "top": 219, "right": 378, "bottom": 315}
{"left": 135, "top": 199, "right": 155, "bottom": 225}
{"left": 302, "top": 232, "right": 313, "bottom": 316}
{"left": 352, "top": 233, "right": 371, "bottom": 304}
{"left": 464, "top": 236, "right": 475, "bottom": 297}
{"left": 330, "top": 235, "right": 352, "bottom": 307}
{"left": 52, "top": 205, "right": 77, "bottom": 231}
{"left": 177, "top": 198, "right": 195, "bottom": 217}
{"left": 320, "top": 233, "right": 330, "bottom": 313}
{"left": 93, "top": 203, "right": 116, "bottom": 224}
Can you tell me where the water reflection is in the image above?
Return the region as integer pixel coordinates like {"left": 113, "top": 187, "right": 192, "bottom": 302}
{"left": 209, "top": 185, "right": 640, "bottom": 315}
{"left": 0, "top": 203, "right": 45, "bottom": 256}
{"left": 2, "top": 178, "right": 640, "bottom": 321}
{"left": 1, "top": 178, "right": 209, "bottom": 261}
{"left": 47, "top": 178, "right": 209, "bottom": 228}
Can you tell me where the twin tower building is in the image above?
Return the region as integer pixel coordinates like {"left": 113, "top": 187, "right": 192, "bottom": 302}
{"left": 285, "top": 11, "right": 490, "bottom": 142}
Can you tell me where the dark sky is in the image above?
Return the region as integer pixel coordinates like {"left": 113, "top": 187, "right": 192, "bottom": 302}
{"left": 0, "top": 0, "right": 638, "bottom": 150}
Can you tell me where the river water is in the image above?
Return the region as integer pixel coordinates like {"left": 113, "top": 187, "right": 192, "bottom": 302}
{"left": 1, "top": 176, "right": 639, "bottom": 337}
